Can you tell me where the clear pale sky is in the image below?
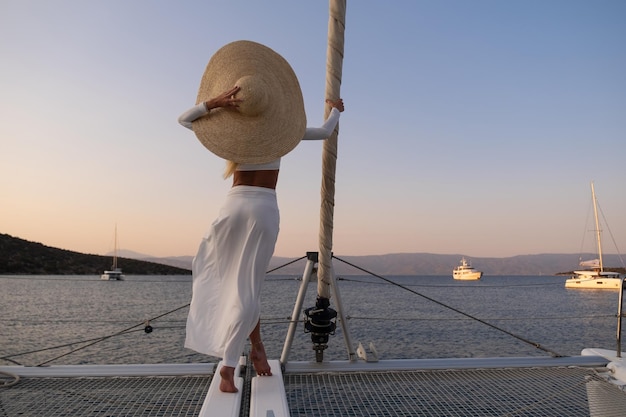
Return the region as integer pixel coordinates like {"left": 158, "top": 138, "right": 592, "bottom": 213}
{"left": 1, "top": 1, "right": 625, "bottom": 259}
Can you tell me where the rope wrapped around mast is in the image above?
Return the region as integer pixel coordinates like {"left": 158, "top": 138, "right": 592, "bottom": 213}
{"left": 318, "top": 0, "right": 346, "bottom": 300}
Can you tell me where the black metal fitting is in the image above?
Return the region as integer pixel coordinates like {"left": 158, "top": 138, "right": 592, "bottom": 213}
{"left": 303, "top": 297, "right": 337, "bottom": 361}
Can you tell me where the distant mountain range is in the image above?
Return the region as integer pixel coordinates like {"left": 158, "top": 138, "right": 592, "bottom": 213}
{"left": 2, "top": 233, "right": 624, "bottom": 276}
{"left": 119, "top": 244, "right": 626, "bottom": 277}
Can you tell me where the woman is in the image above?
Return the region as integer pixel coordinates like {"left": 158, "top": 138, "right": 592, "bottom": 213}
{"left": 179, "top": 85, "right": 344, "bottom": 393}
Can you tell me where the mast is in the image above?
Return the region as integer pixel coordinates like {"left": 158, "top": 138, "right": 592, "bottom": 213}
{"left": 282, "top": 1, "right": 351, "bottom": 364}
{"left": 591, "top": 182, "right": 604, "bottom": 272}
{"left": 301, "top": 0, "right": 353, "bottom": 362}
{"left": 113, "top": 224, "right": 118, "bottom": 270}
{"left": 318, "top": 0, "right": 345, "bottom": 299}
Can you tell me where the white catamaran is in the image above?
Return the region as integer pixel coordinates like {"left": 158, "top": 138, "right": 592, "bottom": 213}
{"left": 565, "top": 182, "right": 622, "bottom": 290}
{"left": 101, "top": 225, "right": 124, "bottom": 281}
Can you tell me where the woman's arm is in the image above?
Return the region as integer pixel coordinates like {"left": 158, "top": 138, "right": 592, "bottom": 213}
{"left": 177, "top": 86, "right": 241, "bottom": 130}
{"left": 302, "top": 98, "right": 345, "bottom": 140}
{"left": 302, "top": 108, "right": 340, "bottom": 140}
{"left": 178, "top": 103, "right": 209, "bottom": 129}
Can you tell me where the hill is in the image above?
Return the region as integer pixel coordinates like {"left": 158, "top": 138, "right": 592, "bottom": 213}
{"left": 2, "top": 233, "right": 625, "bottom": 276}
{"left": 265, "top": 252, "right": 626, "bottom": 276}
{"left": 0, "top": 234, "right": 190, "bottom": 275}
{"left": 139, "top": 251, "right": 625, "bottom": 276}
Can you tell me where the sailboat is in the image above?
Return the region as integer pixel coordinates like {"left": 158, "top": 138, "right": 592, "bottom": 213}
{"left": 565, "top": 182, "right": 622, "bottom": 289}
{"left": 101, "top": 225, "right": 124, "bottom": 281}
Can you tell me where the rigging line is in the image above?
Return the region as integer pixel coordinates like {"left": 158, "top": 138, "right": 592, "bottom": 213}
{"left": 0, "top": 318, "right": 187, "bottom": 324}
{"left": 1, "top": 325, "right": 191, "bottom": 365}
{"left": 33, "top": 303, "right": 190, "bottom": 367}
{"left": 579, "top": 196, "right": 593, "bottom": 259}
{"left": 116, "top": 279, "right": 191, "bottom": 283}
{"left": 408, "top": 282, "right": 563, "bottom": 288}
{"left": 0, "top": 276, "right": 97, "bottom": 281}
{"left": 260, "top": 312, "right": 615, "bottom": 324}
{"left": 2, "top": 328, "right": 148, "bottom": 362}
{"left": 266, "top": 255, "right": 307, "bottom": 274}
{"left": 1, "top": 357, "right": 21, "bottom": 366}
{"left": 5, "top": 260, "right": 302, "bottom": 365}
{"left": 347, "top": 314, "right": 615, "bottom": 321}
{"left": 597, "top": 202, "right": 626, "bottom": 268}
{"left": 266, "top": 276, "right": 306, "bottom": 282}
{"left": 333, "top": 255, "right": 565, "bottom": 357}
{"left": 335, "top": 277, "right": 563, "bottom": 288}
{"left": 262, "top": 321, "right": 299, "bottom": 327}
{"left": 0, "top": 276, "right": 191, "bottom": 282}
{"left": 5, "top": 259, "right": 306, "bottom": 364}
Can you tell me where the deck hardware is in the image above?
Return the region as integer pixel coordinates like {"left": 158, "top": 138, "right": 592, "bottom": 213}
{"left": 304, "top": 296, "right": 337, "bottom": 362}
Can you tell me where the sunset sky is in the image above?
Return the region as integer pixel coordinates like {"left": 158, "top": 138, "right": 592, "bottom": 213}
{"left": 1, "top": 1, "right": 625, "bottom": 260}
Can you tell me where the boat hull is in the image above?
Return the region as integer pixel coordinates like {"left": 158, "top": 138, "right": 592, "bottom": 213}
{"left": 453, "top": 272, "right": 482, "bottom": 280}
{"left": 101, "top": 270, "right": 125, "bottom": 281}
{"left": 564, "top": 277, "right": 621, "bottom": 289}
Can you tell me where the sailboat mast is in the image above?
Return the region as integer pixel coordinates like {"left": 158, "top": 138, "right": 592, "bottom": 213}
{"left": 113, "top": 224, "right": 118, "bottom": 270}
{"left": 591, "top": 182, "right": 604, "bottom": 272}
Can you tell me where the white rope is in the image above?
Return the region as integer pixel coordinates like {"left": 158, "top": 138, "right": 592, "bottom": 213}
{"left": 0, "top": 370, "right": 20, "bottom": 388}
{"left": 318, "top": 0, "right": 346, "bottom": 299}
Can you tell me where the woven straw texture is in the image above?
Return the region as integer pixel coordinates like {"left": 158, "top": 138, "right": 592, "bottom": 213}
{"left": 193, "top": 40, "right": 306, "bottom": 164}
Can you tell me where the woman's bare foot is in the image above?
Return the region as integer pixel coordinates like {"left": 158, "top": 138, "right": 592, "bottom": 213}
{"left": 219, "top": 365, "right": 238, "bottom": 393}
{"left": 250, "top": 342, "right": 272, "bottom": 376}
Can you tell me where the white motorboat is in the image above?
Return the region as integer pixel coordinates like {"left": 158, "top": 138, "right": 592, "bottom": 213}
{"left": 565, "top": 182, "right": 622, "bottom": 290}
{"left": 452, "top": 257, "right": 482, "bottom": 280}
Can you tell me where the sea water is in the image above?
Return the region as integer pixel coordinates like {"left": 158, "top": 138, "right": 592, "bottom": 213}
{"left": 0, "top": 274, "right": 620, "bottom": 367}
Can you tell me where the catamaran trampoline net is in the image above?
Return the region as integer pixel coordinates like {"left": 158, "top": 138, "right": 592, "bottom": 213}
{"left": 283, "top": 367, "right": 626, "bottom": 417}
{"left": 0, "top": 375, "right": 212, "bottom": 417}
{"left": 2, "top": 367, "right": 626, "bottom": 416}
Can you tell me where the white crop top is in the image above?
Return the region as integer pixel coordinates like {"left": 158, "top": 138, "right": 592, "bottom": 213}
{"left": 178, "top": 105, "right": 341, "bottom": 171}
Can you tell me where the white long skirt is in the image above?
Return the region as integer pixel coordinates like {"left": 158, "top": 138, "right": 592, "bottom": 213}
{"left": 185, "top": 186, "right": 279, "bottom": 367}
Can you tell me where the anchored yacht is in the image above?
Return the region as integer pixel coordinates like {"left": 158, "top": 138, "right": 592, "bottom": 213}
{"left": 453, "top": 257, "right": 483, "bottom": 280}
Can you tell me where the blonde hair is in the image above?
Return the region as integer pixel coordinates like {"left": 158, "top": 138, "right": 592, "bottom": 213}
{"left": 223, "top": 160, "right": 238, "bottom": 179}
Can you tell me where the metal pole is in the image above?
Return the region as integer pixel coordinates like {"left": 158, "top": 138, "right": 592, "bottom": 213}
{"left": 280, "top": 253, "right": 317, "bottom": 365}
{"left": 591, "top": 182, "right": 604, "bottom": 272}
{"left": 617, "top": 277, "right": 625, "bottom": 357}
{"left": 328, "top": 266, "right": 356, "bottom": 360}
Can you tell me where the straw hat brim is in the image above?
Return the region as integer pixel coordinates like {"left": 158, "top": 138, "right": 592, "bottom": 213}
{"left": 192, "top": 40, "right": 306, "bottom": 164}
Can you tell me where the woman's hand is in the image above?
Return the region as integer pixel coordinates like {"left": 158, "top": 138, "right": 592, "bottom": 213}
{"left": 205, "top": 86, "right": 242, "bottom": 110}
{"left": 326, "top": 98, "right": 344, "bottom": 112}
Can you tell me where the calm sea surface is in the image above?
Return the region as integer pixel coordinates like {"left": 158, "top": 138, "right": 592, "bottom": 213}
{"left": 0, "top": 274, "right": 621, "bottom": 367}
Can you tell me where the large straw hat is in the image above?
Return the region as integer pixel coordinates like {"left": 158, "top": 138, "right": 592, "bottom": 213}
{"left": 192, "top": 40, "right": 306, "bottom": 164}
